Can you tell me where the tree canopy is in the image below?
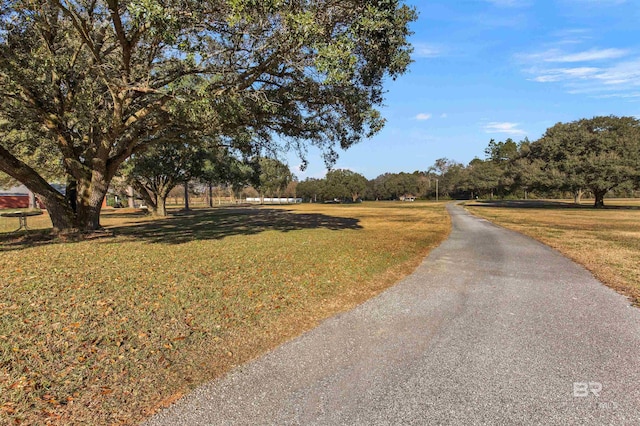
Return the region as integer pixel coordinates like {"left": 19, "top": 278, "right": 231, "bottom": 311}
{"left": 124, "top": 141, "right": 205, "bottom": 216}
{"left": 526, "top": 116, "right": 640, "bottom": 207}
{"left": 0, "top": 0, "right": 417, "bottom": 231}
{"left": 324, "top": 169, "right": 367, "bottom": 201}
{"left": 257, "top": 157, "right": 292, "bottom": 198}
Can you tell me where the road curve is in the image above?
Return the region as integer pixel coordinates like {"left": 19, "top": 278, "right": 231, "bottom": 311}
{"left": 145, "top": 203, "right": 640, "bottom": 425}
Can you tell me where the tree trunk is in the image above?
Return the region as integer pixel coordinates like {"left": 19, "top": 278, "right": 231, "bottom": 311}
{"left": 183, "top": 183, "right": 190, "bottom": 211}
{"left": 65, "top": 178, "right": 77, "bottom": 213}
{"left": 594, "top": 189, "right": 606, "bottom": 208}
{"left": 0, "top": 145, "right": 75, "bottom": 231}
{"left": 75, "top": 174, "right": 109, "bottom": 230}
{"left": 28, "top": 190, "right": 36, "bottom": 209}
{"left": 208, "top": 183, "right": 213, "bottom": 208}
{"left": 40, "top": 197, "right": 74, "bottom": 231}
{"left": 574, "top": 189, "right": 584, "bottom": 205}
{"left": 127, "top": 185, "right": 135, "bottom": 208}
{"left": 156, "top": 195, "right": 167, "bottom": 217}
{"left": 131, "top": 180, "right": 165, "bottom": 216}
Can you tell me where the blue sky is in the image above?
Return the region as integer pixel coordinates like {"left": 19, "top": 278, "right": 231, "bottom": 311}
{"left": 288, "top": 0, "right": 640, "bottom": 180}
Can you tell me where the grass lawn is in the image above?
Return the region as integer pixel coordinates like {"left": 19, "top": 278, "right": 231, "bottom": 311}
{"left": 466, "top": 199, "right": 640, "bottom": 306}
{"left": 0, "top": 202, "right": 449, "bottom": 425}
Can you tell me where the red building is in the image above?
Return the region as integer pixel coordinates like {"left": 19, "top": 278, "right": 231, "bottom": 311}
{"left": 1, "top": 184, "right": 107, "bottom": 210}
{"left": 0, "top": 185, "right": 35, "bottom": 209}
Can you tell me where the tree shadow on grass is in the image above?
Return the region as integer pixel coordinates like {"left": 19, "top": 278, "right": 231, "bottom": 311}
{"left": 0, "top": 228, "right": 113, "bottom": 252}
{"left": 0, "top": 207, "right": 361, "bottom": 251}
{"left": 470, "top": 200, "right": 640, "bottom": 210}
{"left": 109, "top": 207, "right": 362, "bottom": 245}
{"left": 100, "top": 208, "right": 151, "bottom": 219}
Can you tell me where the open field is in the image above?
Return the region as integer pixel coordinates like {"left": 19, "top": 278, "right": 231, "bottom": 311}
{"left": 466, "top": 199, "right": 640, "bottom": 306}
{"left": 0, "top": 202, "right": 449, "bottom": 425}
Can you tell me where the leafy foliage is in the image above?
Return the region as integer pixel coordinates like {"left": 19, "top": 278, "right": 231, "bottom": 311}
{"left": 0, "top": 0, "right": 417, "bottom": 230}
{"left": 123, "top": 141, "right": 205, "bottom": 216}
{"left": 526, "top": 116, "right": 640, "bottom": 207}
{"left": 296, "top": 177, "right": 326, "bottom": 202}
{"left": 372, "top": 172, "right": 421, "bottom": 200}
{"left": 199, "top": 148, "right": 258, "bottom": 204}
{"left": 257, "top": 157, "right": 292, "bottom": 197}
{"left": 324, "top": 169, "right": 368, "bottom": 201}
{"left": 425, "top": 119, "right": 640, "bottom": 204}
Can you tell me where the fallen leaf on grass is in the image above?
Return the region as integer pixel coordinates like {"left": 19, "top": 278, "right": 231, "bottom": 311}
{"left": 100, "top": 387, "right": 113, "bottom": 395}
{"left": 145, "top": 391, "right": 185, "bottom": 415}
{"left": 1, "top": 402, "right": 16, "bottom": 414}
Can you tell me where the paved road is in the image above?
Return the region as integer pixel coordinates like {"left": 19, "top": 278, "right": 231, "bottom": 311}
{"left": 145, "top": 203, "right": 640, "bottom": 425}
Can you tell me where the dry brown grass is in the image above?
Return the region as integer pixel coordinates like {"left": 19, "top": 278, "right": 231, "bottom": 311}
{"left": 0, "top": 202, "right": 449, "bottom": 425}
{"left": 466, "top": 199, "right": 640, "bottom": 306}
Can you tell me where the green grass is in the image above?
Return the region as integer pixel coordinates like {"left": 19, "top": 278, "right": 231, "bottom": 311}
{"left": 466, "top": 198, "right": 640, "bottom": 306}
{"left": 1, "top": 202, "right": 450, "bottom": 425}
{"left": 0, "top": 209, "right": 48, "bottom": 234}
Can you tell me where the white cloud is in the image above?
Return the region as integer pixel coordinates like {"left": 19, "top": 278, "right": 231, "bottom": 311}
{"left": 519, "top": 48, "right": 628, "bottom": 63}
{"left": 530, "top": 66, "right": 601, "bottom": 82}
{"left": 415, "top": 113, "right": 432, "bottom": 121}
{"left": 517, "top": 39, "right": 640, "bottom": 98}
{"left": 483, "top": 122, "right": 527, "bottom": 135}
{"left": 593, "top": 92, "right": 640, "bottom": 99}
{"left": 551, "top": 29, "right": 592, "bottom": 45}
{"left": 552, "top": 48, "right": 627, "bottom": 62}
{"left": 413, "top": 43, "right": 442, "bottom": 58}
{"left": 568, "top": 0, "right": 627, "bottom": 4}
{"left": 484, "top": 0, "right": 531, "bottom": 7}
{"left": 526, "top": 60, "right": 640, "bottom": 92}
{"left": 592, "top": 59, "right": 640, "bottom": 85}
{"left": 440, "top": 113, "right": 448, "bottom": 118}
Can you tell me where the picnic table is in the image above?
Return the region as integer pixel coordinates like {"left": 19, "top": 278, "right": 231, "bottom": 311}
{"left": 0, "top": 210, "right": 44, "bottom": 232}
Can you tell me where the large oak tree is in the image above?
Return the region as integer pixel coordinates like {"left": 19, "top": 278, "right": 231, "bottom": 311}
{"left": 527, "top": 116, "right": 640, "bottom": 207}
{"left": 0, "top": 0, "right": 416, "bottom": 231}
{"left": 324, "top": 168, "right": 367, "bottom": 201}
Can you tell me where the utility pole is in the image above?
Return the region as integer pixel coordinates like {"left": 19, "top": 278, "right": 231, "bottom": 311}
{"left": 435, "top": 179, "right": 439, "bottom": 202}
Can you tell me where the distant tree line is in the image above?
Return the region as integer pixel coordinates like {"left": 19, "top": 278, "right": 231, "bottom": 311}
{"left": 296, "top": 116, "right": 640, "bottom": 207}
{"left": 4, "top": 115, "right": 638, "bottom": 212}
{"left": 119, "top": 115, "right": 639, "bottom": 208}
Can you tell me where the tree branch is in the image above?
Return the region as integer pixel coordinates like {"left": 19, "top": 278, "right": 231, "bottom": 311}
{"left": 0, "top": 144, "right": 67, "bottom": 205}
